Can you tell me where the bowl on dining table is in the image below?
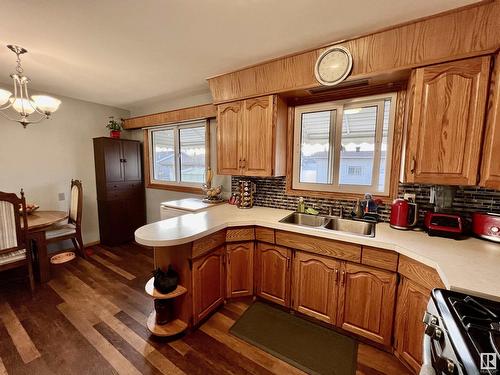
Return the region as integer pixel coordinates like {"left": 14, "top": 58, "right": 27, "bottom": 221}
{"left": 19, "top": 203, "right": 39, "bottom": 215}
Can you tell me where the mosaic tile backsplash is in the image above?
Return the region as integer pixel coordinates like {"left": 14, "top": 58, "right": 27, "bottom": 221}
{"left": 231, "top": 177, "right": 500, "bottom": 223}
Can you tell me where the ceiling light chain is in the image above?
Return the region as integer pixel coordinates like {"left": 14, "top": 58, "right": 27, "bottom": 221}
{"left": 0, "top": 45, "right": 61, "bottom": 128}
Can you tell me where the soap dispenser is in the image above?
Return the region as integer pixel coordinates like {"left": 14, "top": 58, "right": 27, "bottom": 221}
{"left": 353, "top": 199, "right": 363, "bottom": 218}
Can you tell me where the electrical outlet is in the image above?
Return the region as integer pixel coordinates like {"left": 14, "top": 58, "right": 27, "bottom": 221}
{"left": 403, "top": 193, "right": 416, "bottom": 201}
{"left": 58, "top": 192, "right": 65, "bottom": 201}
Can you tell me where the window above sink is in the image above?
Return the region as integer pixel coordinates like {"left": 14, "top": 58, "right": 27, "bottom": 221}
{"left": 291, "top": 92, "right": 398, "bottom": 198}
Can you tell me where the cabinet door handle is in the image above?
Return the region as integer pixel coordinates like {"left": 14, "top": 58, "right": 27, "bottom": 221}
{"left": 238, "top": 159, "right": 242, "bottom": 168}
{"left": 410, "top": 157, "right": 416, "bottom": 174}
{"left": 341, "top": 270, "right": 346, "bottom": 286}
{"left": 286, "top": 257, "right": 290, "bottom": 270}
{"left": 334, "top": 269, "right": 339, "bottom": 284}
{"left": 242, "top": 158, "right": 246, "bottom": 168}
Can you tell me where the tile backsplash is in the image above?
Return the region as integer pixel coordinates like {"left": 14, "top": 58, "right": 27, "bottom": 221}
{"left": 231, "top": 177, "right": 500, "bottom": 223}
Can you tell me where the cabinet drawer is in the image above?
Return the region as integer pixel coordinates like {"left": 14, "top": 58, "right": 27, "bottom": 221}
{"left": 106, "top": 182, "right": 143, "bottom": 191}
{"left": 226, "top": 227, "right": 255, "bottom": 242}
{"left": 192, "top": 230, "right": 226, "bottom": 259}
{"left": 255, "top": 227, "right": 275, "bottom": 243}
{"left": 276, "top": 230, "right": 361, "bottom": 262}
{"left": 105, "top": 182, "right": 143, "bottom": 200}
{"left": 361, "top": 246, "right": 399, "bottom": 272}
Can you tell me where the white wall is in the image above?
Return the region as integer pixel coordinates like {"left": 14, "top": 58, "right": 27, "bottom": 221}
{"left": 0, "top": 90, "right": 129, "bottom": 245}
{"left": 124, "top": 89, "right": 231, "bottom": 223}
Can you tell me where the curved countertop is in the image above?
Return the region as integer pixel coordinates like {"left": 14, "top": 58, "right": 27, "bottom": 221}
{"left": 135, "top": 204, "right": 500, "bottom": 301}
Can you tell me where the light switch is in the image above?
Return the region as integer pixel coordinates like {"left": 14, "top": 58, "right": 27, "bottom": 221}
{"left": 58, "top": 192, "right": 65, "bottom": 201}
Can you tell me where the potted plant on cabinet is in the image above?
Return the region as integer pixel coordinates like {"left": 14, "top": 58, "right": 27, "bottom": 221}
{"left": 106, "top": 116, "right": 123, "bottom": 138}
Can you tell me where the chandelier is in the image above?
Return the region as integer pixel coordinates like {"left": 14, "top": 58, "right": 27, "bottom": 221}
{"left": 0, "top": 45, "right": 61, "bottom": 128}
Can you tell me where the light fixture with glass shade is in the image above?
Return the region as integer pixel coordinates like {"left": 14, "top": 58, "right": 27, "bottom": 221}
{"left": 0, "top": 45, "right": 61, "bottom": 128}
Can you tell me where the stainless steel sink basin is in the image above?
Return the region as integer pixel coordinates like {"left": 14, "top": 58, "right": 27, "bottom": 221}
{"left": 279, "top": 212, "right": 375, "bottom": 237}
{"left": 279, "top": 212, "right": 329, "bottom": 227}
{"left": 324, "top": 217, "right": 375, "bottom": 237}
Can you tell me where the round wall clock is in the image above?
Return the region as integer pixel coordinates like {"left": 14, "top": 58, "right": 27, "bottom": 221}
{"left": 314, "top": 46, "right": 353, "bottom": 86}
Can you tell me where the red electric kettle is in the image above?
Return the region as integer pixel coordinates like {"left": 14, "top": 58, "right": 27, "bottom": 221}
{"left": 390, "top": 198, "right": 419, "bottom": 230}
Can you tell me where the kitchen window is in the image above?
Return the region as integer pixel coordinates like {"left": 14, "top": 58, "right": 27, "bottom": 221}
{"left": 292, "top": 93, "right": 396, "bottom": 195}
{"left": 148, "top": 120, "right": 208, "bottom": 188}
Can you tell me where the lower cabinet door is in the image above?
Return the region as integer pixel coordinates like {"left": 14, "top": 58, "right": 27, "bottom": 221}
{"left": 394, "top": 277, "right": 431, "bottom": 372}
{"left": 226, "top": 242, "right": 254, "bottom": 298}
{"left": 255, "top": 243, "right": 291, "bottom": 307}
{"left": 337, "top": 262, "right": 397, "bottom": 346}
{"left": 192, "top": 246, "right": 225, "bottom": 324}
{"left": 292, "top": 251, "right": 340, "bottom": 325}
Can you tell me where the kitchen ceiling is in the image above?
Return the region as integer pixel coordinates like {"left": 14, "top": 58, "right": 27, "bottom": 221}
{"left": 0, "top": 0, "right": 479, "bottom": 110}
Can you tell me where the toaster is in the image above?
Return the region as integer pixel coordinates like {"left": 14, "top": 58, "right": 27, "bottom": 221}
{"left": 424, "top": 212, "right": 465, "bottom": 239}
{"left": 472, "top": 212, "right": 500, "bottom": 243}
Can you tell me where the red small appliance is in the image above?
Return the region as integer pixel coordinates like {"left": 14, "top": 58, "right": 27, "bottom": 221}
{"left": 390, "top": 198, "right": 418, "bottom": 230}
{"left": 424, "top": 212, "right": 465, "bottom": 239}
{"left": 472, "top": 212, "right": 500, "bottom": 243}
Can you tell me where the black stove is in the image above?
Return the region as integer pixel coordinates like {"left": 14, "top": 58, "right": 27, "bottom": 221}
{"left": 423, "top": 289, "right": 500, "bottom": 375}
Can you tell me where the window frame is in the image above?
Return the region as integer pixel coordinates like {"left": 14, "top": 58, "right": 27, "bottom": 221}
{"left": 292, "top": 93, "right": 397, "bottom": 196}
{"left": 147, "top": 120, "right": 209, "bottom": 190}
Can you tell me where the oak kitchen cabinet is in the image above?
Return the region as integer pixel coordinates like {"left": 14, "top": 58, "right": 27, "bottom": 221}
{"left": 292, "top": 251, "right": 341, "bottom": 325}
{"left": 394, "top": 278, "right": 430, "bottom": 373}
{"left": 192, "top": 246, "right": 225, "bottom": 324}
{"left": 480, "top": 52, "right": 500, "bottom": 189}
{"left": 226, "top": 242, "right": 254, "bottom": 298}
{"left": 255, "top": 243, "right": 291, "bottom": 307}
{"left": 291, "top": 251, "right": 397, "bottom": 345}
{"left": 216, "top": 95, "right": 287, "bottom": 176}
{"left": 404, "top": 56, "right": 491, "bottom": 185}
{"left": 337, "top": 262, "right": 397, "bottom": 346}
{"left": 394, "top": 255, "right": 445, "bottom": 373}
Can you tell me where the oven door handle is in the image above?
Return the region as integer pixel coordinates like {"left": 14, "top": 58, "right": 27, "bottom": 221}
{"left": 419, "top": 333, "right": 436, "bottom": 375}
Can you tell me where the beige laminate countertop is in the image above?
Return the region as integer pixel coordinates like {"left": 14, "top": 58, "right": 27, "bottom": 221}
{"left": 135, "top": 204, "right": 500, "bottom": 301}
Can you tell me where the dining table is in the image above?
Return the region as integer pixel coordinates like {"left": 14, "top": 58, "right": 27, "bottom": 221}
{"left": 25, "top": 210, "right": 68, "bottom": 282}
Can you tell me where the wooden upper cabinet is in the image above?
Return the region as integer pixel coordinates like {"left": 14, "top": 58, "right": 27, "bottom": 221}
{"left": 242, "top": 97, "right": 274, "bottom": 176}
{"left": 394, "top": 278, "right": 430, "bottom": 373}
{"left": 337, "top": 262, "right": 397, "bottom": 346}
{"left": 216, "top": 95, "right": 287, "bottom": 176}
{"left": 226, "top": 242, "right": 254, "bottom": 298}
{"left": 255, "top": 243, "right": 291, "bottom": 307}
{"left": 404, "top": 56, "right": 491, "bottom": 185}
{"left": 292, "top": 251, "right": 340, "bottom": 325}
{"left": 192, "top": 246, "right": 225, "bottom": 324}
{"left": 480, "top": 53, "right": 500, "bottom": 189}
{"left": 217, "top": 101, "right": 242, "bottom": 175}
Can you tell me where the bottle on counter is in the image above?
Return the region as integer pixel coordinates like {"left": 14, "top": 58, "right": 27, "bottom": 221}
{"left": 353, "top": 199, "right": 364, "bottom": 218}
{"left": 297, "top": 197, "right": 305, "bottom": 213}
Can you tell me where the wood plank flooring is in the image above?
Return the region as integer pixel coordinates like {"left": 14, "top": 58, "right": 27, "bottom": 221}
{"left": 0, "top": 243, "right": 411, "bottom": 375}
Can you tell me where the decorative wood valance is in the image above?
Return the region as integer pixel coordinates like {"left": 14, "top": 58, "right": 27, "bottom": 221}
{"left": 123, "top": 103, "right": 216, "bottom": 129}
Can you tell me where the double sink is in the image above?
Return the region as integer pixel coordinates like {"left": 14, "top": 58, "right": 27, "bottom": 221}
{"left": 279, "top": 212, "right": 375, "bottom": 237}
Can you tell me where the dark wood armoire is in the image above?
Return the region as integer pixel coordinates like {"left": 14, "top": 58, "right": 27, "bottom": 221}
{"left": 93, "top": 137, "right": 146, "bottom": 245}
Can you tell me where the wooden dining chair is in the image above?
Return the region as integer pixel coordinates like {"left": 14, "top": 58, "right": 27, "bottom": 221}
{"left": 0, "top": 190, "right": 35, "bottom": 291}
{"left": 43, "top": 180, "right": 86, "bottom": 259}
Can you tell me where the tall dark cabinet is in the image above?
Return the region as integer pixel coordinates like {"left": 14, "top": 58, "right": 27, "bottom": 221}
{"left": 93, "top": 137, "right": 146, "bottom": 245}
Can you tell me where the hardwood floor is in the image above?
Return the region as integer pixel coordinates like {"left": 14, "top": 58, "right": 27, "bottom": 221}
{"left": 0, "top": 243, "right": 411, "bottom": 375}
